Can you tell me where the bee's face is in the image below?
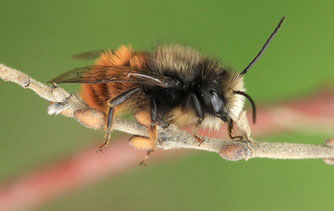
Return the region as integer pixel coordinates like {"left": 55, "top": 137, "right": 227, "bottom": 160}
{"left": 198, "top": 79, "right": 229, "bottom": 122}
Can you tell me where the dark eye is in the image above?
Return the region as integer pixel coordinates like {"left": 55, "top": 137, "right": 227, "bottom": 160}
{"left": 210, "top": 91, "right": 224, "bottom": 113}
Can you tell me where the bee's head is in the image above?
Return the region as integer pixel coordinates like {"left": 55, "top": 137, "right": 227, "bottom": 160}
{"left": 198, "top": 70, "right": 255, "bottom": 124}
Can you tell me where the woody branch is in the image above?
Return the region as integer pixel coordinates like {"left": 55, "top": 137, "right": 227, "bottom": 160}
{"left": 1, "top": 63, "right": 334, "bottom": 162}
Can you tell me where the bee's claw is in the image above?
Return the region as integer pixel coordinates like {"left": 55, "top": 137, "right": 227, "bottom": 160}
{"left": 139, "top": 150, "right": 153, "bottom": 166}
{"left": 97, "top": 142, "right": 108, "bottom": 153}
{"left": 194, "top": 135, "right": 204, "bottom": 146}
{"left": 139, "top": 160, "right": 147, "bottom": 167}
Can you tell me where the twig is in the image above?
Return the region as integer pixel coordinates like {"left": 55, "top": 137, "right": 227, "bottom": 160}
{"left": 1, "top": 63, "right": 334, "bottom": 162}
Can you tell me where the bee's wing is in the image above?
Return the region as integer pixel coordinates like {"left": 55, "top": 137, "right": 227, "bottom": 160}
{"left": 72, "top": 50, "right": 105, "bottom": 60}
{"left": 48, "top": 65, "right": 179, "bottom": 88}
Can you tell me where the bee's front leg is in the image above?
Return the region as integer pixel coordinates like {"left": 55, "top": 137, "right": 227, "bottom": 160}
{"left": 228, "top": 118, "right": 243, "bottom": 141}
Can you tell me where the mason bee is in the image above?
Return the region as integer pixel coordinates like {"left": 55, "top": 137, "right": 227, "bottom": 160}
{"left": 49, "top": 17, "right": 285, "bottom": 156}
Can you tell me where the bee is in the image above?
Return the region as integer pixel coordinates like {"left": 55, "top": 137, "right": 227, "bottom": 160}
{"left": 49, "top": 17, "right": 285, "bottom": 158}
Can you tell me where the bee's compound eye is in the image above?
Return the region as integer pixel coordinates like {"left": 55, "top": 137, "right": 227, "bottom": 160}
{"left": 210, "top": 91, "right": 223, "bottom": 113}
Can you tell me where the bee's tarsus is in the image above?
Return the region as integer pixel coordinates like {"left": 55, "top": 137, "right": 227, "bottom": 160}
{"left": 194, "top": 135, "right": 204, "bottom": 146}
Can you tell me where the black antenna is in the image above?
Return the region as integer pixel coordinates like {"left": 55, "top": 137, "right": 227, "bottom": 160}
{"left": 233, "top": 91, "right": 256, "bottom": 123}
{"left": 240, "top": 17, "right": 285, "bottom": 76}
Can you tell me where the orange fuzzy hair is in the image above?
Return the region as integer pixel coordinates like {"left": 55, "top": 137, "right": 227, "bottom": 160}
{"left": 80, "top": 46, "right": 147, "bottom": 115}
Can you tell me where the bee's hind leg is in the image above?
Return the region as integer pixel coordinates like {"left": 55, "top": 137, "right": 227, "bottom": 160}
{"left": 98, "top": 106, "right": 115, "bottom": 152}
{"left": 98, "top": 87, "right": 141, "bottom": 152}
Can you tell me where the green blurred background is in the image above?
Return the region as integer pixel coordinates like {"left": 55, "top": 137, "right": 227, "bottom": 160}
{"left": 1, "top": 0, "right": 334, "bottom": 210}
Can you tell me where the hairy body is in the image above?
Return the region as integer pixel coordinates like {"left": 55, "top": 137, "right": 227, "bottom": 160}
{"left": 80, "top": 45, "right": 245, "bottom": 131}
{"left": 49, "top": 17, "right": 284, "bottom": 160}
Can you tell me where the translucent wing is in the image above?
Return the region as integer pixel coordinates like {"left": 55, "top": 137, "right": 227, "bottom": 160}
{"left": 72, "top": 50, "right": 106, "bottom": 60}
{"left": 48, "top": 65, "right": 179, "bottom": 88}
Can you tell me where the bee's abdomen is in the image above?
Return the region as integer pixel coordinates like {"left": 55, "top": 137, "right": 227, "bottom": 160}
{"left": 80, "top": 46, "right": 147, "bottom": 114}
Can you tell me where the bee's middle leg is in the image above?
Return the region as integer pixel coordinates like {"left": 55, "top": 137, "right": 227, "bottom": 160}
{"left": 139, "top": 98, "right": 158, "bottom": 166}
